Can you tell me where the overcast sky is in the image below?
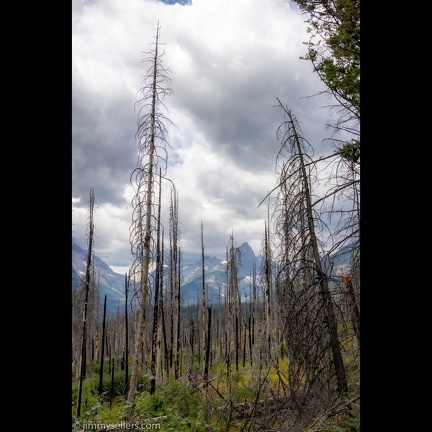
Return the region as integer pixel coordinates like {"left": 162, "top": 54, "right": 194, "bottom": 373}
{"left": 72, "top": 0, "right": 340, "bottom": 274}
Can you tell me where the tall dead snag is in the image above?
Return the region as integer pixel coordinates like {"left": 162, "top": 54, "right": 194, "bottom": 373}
{"left": 150, "top": 170, "right": 163, "bottom": 395}
{"left": 224, "top": 247, "right": 230, "bottom": 376}
{"left": 200, "top": 221, "right": 212, "bottom": 386}
{"left": 226, "top": 233, "right": 241, "bottom": 372}
{"left": 88, "top": 268, "right": 100, "bottom": 364}
{"left": 200, "top": 221, "right": 208, "bottom": 371}
{"left": 76, "top": 189, "right": 95, "bottom": 417}
{"left": 168, "top": 188, "right": 181, "bottom": 379}
{"left": 98, "top": 294, "right": 107, "bottom": 398}
{"left": 260, "top": 219, "right": 272, "bottom": 362}
{"left": 275, "top": 99, "right": 347, "bottom": 415}
{"left": 127, "top": 21, "right": 174, "bottom": 403}
{"left": 159, "top": 243, "right": 170, "bottom": 377}
{"left": 204, "top": 306, "right": 212, "bottom": 389}
{"left": 249, "top": 257, "right": 257, "bottom": 365}
{"left": 156, "top": 234, "right": 165, "bottom": 385}
{"left": 176, "top": 246, "right": 182, "bottom": 378}
{"left": 124, "top": 273, "right": 129, "bottom": 396}
{"left": 342, "top": 273, "right": 360, "bottom": 347}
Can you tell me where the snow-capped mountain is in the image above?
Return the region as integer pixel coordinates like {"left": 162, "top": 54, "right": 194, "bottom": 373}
{"left": 72, "top": 241, "right": 127, "bottom": 314}
{"left": 179, "top": 242, "right": 264, "bottom": 304}
{"left": 72, "top": 240, "right": 263, "bottom": 313}
{"left": 72, "top": 240, "right": 355, "bottom": 314}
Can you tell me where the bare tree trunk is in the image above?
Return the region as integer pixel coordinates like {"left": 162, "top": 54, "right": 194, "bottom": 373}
{"left": 204, "top": 306, "right": 212, "bottom": 388}
{"left": 109, "top": 358, "right": 115, "bottom": 410}
{"left": 124, "top": 273, "right": 129, "bottom": 396}
{"left": 92, "top": 271, "right": 101, "bottom": 364}
{"left": 169, "top": 255, "right": 174, "bottom": 373}
{"left": 242, "top": 318, "right": 247, "bottom": 367}
{"left": 76, "top": 189, "right": 95, "bottom": 417}
{"left": 343, "top": 273, "right": 360, "bottom": 347}
{"left": 200, "top": 221, "right": 207, "bottom": 372}
{"left": 160, "top": 274, "right": 170, "bottom": 377}
{"left": 155, "top": 235, "right": 165, "bottom": 385}
{"left": 127, "top": 22, "right": 174, "bottom": 402}
{"left": 224, "top": 247, "right": 230, "bottom": 377}
{"left": 150, "top": 171, "right": 163, "bottom": 395}
{"left": 168, "top": 189, "right": 181, "bottom": 379}
{"left": 98, "top": 294, "right": 107, "bottom": 397}
{"left": 261, "top": 220, "right": 272, "bottom": 362}
{"left": 175, "top": 245, "right": 181, "bottom": 379}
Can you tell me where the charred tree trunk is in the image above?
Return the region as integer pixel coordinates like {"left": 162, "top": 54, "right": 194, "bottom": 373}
{"left": 98, "top": 294, "right": 107, "bottom": 397}
{"left": 76, "top": 189, "right": 95, "bottom": 417}
{"left": 200, "top": 221, "right": 208, "bottom": 372}
{"left": 150, "top": 173, "right": 163, "bottom": 395}
{"left": 204, "top": 306, "right": 212, "bottom": 388}
{"left": 124, "top": 273, "right": 129, "bottom": 396}
{"left": 343, "top": 273, "right": 360, "bottom": 347}
{"left": 261, "top": 220, "right": 272, "bottom": 362}
{"left": 156, "top": 234, "right": 165, "bottom": 385}
{"left": 175, "top": 246, "right": 181, "bottom": 379}
{"left": 109, "top": 358, "right": 115, "bottom": 410}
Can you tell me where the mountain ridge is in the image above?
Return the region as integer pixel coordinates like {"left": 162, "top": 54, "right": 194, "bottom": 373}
{"left": 72, "top": 240, "right": 263, "bottom": 312}
{"left": 72, "top": 240, "right": 355, "bottom": 314}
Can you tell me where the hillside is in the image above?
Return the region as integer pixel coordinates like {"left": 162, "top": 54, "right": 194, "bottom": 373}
{"left": 72, "top": 241, "right": 127, "bottom": 314}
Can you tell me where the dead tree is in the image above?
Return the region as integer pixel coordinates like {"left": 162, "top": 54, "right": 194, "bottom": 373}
{"left": 200, "top": 221, "right": 208, "bottom": 371}
{"left": 342, "top": 272, "right": 360, "bottom": 347}
{"left": 98, "top": 295, "right": 107, "bottom": 397}
{"left": 150, "top": 171, "right": 163, "bottom": 395}
{"left": 76, "top": 189, "right": 95, "bottom": 417}
{"left": 156, "top": 233, "right": 165, "bottom": 385}
{"left": 226, "top": 234, "right": 242, "bottom": 372}
{"left": 260, "top": 220, "right": 272, "bottom": 362}
{"left": 127, "top": 21, "right": 174, "bottom": 402}
{"left": 124, "top": 273, "right": 129, "bottom": 395}
{"left": 204, "top": 306, "right": 212, "bottom": 388}
{"left": 167, "top": 188, "right": 181, "bottom": 379}
{"left": 262, "top": 101, "right": 348, "bottom": 426}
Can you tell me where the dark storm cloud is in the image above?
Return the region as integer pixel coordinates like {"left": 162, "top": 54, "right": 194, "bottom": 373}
{"left": 72, "top": 81, "right": 138, "bottom": 207}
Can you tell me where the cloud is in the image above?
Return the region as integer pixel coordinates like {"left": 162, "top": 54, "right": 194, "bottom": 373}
{"left": 72, "top": 0, "right": 339, "bottom": 273}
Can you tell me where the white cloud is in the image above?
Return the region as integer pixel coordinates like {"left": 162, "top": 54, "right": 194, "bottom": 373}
{"left": 72, "top": 0, "right": 342, "bottom": 272}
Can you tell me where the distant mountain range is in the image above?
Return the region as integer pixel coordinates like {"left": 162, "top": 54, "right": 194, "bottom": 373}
{"left": 72, "top": 240, "right": 263, "bottom": 314}
{"left": 72, "top": 241, "right": 128, "bottom": 314}
{"left": 179, "top": 241, "right": 263, "bottom": 305}
{"left": 72, "top": 240, "right": 354, "bottom": 315}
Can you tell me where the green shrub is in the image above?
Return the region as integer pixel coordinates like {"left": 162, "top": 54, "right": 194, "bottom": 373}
{"left": 72, "top": 371, "right": 150, "bottom": 406}
{"left": 142, "top": 379, "right": 204, "bottom": 418}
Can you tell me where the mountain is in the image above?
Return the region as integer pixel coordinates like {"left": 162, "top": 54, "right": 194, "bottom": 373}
{"left": 180, "top": 242, "right": 263, "bottom": 304}
{"left": 71, "top": 241, "right": 263, "bottom": 313}
{"left": 72, "top": 240, "right": 355, "bottom": 314}
{"left": 72, "top": 241, "right": 126, "bottom": 314}
{"left": 323, "top": 242, "right": 359, "bottom": 276}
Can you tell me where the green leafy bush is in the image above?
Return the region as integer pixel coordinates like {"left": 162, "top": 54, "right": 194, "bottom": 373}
{"left": 72, "top": 371, "right": 149, "bottom": 405}
{"left": 145, "top": 379, "right": 204, "bottom": 418}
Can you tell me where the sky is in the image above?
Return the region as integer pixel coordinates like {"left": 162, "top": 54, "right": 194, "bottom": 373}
{"left": 72, "top": 0, "right": 341, "bottom": 275}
